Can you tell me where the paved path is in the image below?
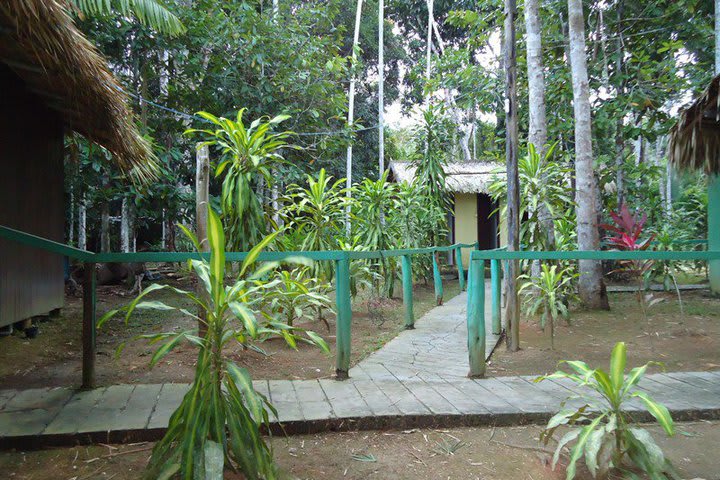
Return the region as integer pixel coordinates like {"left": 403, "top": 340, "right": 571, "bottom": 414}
{"left": 2, "top": 286, "right": 720, "bottom": 448}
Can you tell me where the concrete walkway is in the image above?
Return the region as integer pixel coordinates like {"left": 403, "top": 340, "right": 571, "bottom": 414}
{"left": 2, "top": 286, "right": 720, "bottom": 448}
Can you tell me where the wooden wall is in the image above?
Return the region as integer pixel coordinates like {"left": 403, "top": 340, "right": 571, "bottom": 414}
{"left": 0, "top": 65, "right": 65, "bottom": 327}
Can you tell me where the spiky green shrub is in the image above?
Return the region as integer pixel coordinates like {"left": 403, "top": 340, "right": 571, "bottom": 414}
{"left": 99, "top": 209, "right": 327, "bottom": 479}
{"left": 537, "top": 342, "right": 675, "bottom": 479}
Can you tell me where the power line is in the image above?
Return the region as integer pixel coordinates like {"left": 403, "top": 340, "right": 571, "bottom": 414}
{"left": 119, "top": 86, "right": 380, "bottom": 137}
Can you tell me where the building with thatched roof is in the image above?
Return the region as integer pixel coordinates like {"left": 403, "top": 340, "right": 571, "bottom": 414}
{"left": 388, "top": 161, "right": 507, "bottom": 264}
{"left": 0, "top": 0, "right": 152, "bottom": 328}
{"left": 668, "top": 74, "right": 720, "bottom": 294}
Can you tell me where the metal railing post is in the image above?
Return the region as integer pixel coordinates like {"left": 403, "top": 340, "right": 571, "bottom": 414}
{"left": 491, "top": 259, "right": 502, "bottom": 334}
{"left": 401, "top": 254, "right": 415, "bottom": 329}
{"left": 455, "top": 247, "right": 466, "bottom": 291}
{"left": 334, "top": 256, "right": 352, "bottom": 380}
{"left": 82, "top": 262, "right": 97, "bottom": 389}
{"left": 432, "top": 250, "right": 443, "bottom": 306}
{"left": 466, "top": 254, "right": 486, "bottom": 377}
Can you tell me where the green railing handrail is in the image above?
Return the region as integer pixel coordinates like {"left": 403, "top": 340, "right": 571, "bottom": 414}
{"left": 471, "top": 249, "right": 720, "bottom": 261}
{"left": 0, "top": 225, "right": 94, "bottom": 261}
{"left": 465, "top": 246, "right": 719, "bottom": 379}
{"left": 0, "top": 223, "right": 482, "bottom": 386}
{"left": 0, "top": 225, "right": 478, "bottom": 263}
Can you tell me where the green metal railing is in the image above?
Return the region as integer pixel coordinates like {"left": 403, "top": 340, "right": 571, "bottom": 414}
{"left": 466, "top": 247, "right": 720, "bottom": 379}
{"left": 0, "top": 225, "right": 477, "bottom": 386}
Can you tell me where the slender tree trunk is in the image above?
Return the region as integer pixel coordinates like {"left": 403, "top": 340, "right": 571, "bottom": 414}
{"left": 346, "top": 0, "right": 364, "bottom": 235}
{"left": 504, "top": 0, "right": 521, "bottom": 351}
{"left": 196, "top": 143, "right": 210, "bottom": 336}
{"left": 121, "top": 197, "right": 131, "bottom": 253}
{"left": 568, "top": 0, "right": 609, "bottom": 309}
{"left": 614, "top": 1, "right": 626, "bottom": 207}
{"left": 100, "top": 201, "right": 110, "bottom": 254}
{"left": 78, "top": 196, "right": 87, "bottom": 251}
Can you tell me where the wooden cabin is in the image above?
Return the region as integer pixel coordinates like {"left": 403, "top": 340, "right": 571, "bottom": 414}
{"left": 0, "top": 0, "right": 151, "bottom": 329}
{"left": 389, "top": 161, "right": 507, "bottom": 265}
{"left": 668, "top": 75, "right": 720, "bottom": 294}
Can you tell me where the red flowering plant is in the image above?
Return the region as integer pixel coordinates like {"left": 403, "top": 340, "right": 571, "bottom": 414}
{"left": 601, "top": 204, "right": 662, "bottom": 349}
{"left": 601, "top": 204, "right": 655, "bottom": 281}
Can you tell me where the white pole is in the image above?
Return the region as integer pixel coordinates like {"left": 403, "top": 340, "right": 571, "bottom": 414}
{"left": 425, "top": 0, "right": 433, "bottom": 101}
{"left": 346, "top": 0, "right": 364, "bottom": 236}
{"left": 378, "top": 0, "right": 385, "bottom": 178}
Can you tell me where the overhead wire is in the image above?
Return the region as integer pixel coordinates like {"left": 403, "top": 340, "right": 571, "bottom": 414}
{"left": 119, "top": 86, "right": 379, "bottom": 137}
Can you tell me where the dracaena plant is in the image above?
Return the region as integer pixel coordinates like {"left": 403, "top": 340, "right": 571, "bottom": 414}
{"left": 186, "top": 109, "right": 296, "bottom": 252}
{"left": 261, "top": 266, "right": 334, "bottom": 331}
{"left": 98, "top": 208, "right": 328, "bottom": 480}
{"left": 518, "top": 264, "right": 578, "bottom": 349}
{"left": 537, "top": 342, "right": 675, "bottom": 480}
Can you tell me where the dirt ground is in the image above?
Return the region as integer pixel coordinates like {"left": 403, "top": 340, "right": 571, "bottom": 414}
{"left": 0, "top": 276, "right": 459, "bottom": 389}
{"left": 1, "top": 421, "right": 717, "bottom": 479}
{"left": 488, "top": 290, "right": 720, "bottom": 377}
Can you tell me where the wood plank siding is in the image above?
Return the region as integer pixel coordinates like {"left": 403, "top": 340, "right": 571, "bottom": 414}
{"left": 0, "top": 65, "right": 65, "bottom": 326}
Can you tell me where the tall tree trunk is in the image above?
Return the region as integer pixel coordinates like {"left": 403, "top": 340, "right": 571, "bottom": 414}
{"left": 525, "top": 0, "right": 552, "bottom": 285}
{"left": 378, "top": 0, "right": 385, "bottom": 177}
{"left": 525, "top": 0, "right": 548, "bottom": 157}
{"left": 568, "top": 0, "right": 609, "bottom": 309}
{"left": 346, "top": 0, "right": 364, "bottom": 235}
{"left": 504, "top": 0, "right": 521, "bottom": 351}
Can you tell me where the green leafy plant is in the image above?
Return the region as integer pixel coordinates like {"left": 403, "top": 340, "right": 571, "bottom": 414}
{"left": 537, "top": 342, "right": 675, "bottom": 479}
{"left": 354, "top": 171, "right": 399, "bottom": 297}
{"left": 519, "top": 264, "right": 578, "bottom": 349}
{"left": 262, "top": 266, "right": 334, "bottom": 330}
{"left": 281, "top": 168, "right": 348, "bottom": 280}
{"left": 187, "top": 109, "right": 295, "bottom": 251}
{"left": 99, "top": 209, "right": 328, "bottom": 480}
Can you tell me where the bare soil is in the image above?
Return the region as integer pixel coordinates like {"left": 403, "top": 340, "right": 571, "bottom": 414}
{"left": 1, "top": 422, "right": 718, "bottom": 479}
{"left": 489, "top": 290, "right": 720, "bottom": 377}
{"left": 0, "top": 276, "right": 459, "bottom": 389}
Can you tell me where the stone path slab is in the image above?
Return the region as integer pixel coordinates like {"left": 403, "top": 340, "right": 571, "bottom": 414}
{"left": 2, "top": 287, "right": 720, "bottom": 448}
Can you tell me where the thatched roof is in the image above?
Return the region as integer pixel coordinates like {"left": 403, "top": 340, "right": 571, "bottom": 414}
{"left": 668, "top": 74, "right": 720, "bottom": 175}
{"left": 389, "top": 161, "right": 504, "bottom": 194}
{"left": 0, "top": 0, "right": 154, "bottom": 178}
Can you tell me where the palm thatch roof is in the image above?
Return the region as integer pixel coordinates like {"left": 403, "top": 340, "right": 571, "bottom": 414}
{"left": 668, "top": 74, "right": 720, "bottom": 175}
{"left": 389, "top": 161, "right": 504, "bottom": 194}
{"left": 0, "top": 0, "right": 154, "bottom": 177}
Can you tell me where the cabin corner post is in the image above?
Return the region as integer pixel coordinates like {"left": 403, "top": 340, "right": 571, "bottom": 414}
{"left": 491, "top": 259, "right": 502, "bottom": 334}
{"left": 709, "top": 174, "right": 720, "bottom": 294}
{"left": 455, "top": 247, "right": 466, "bottom": 291}
{"left": 334, "top": 256, "right": 352, "bottom": 380}
{"left": 466, "top": 254, "right": 486, "bottom": 378}
{"left": 401, "top": 254, "right": 414, "bottom": 329}
{"left": 82, "top": 262, "right": 97, "bottom": 390}
{"left": 432, "top": 251, "right": 443, "bottom": 305}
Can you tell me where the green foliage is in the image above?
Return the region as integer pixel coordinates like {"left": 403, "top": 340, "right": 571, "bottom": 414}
{"left": 261, "top": 267, "right": 333, "bottom": 328}
{"left": 489, "top": 142, "right": 573, "bottom": 252}
{"left": 187, "top": 109, "right": 294, "bottom": 252}
{"left": 354, "top": 172, "right": 399, "bottom": 297}
{"left": 98, "top": 209, "right": 328, "bottom": 479}
{"left": 412, "top": 104, "right": 451, "bottom": 213}
{"left": 519, "top": 264, "right": 578, "bottom": 348}
{"left": 71, "top": 0, "right": 185, "bottom": 35}
{"left": 281, "top": 168, "right": 348, "bottom": 279}
{"left": 538, "top": 342, "right": 675, "bottom": 480}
